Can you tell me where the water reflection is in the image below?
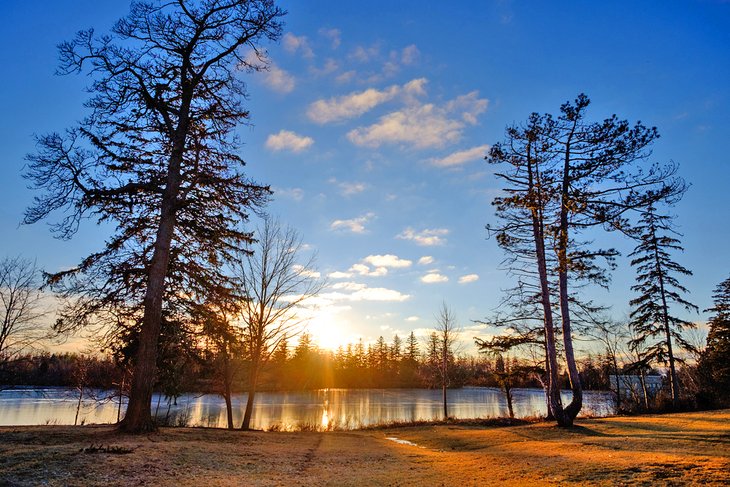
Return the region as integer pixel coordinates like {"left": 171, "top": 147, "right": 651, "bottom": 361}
{"left": 0, "top": 387, "right": 615, "bottom": 430}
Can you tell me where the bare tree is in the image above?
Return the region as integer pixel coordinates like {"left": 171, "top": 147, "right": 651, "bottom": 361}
{"left": 0, "top": 257, "right": 46, "bottom": 365}
{"left": 434, "top": 302, "right": 460, "bottom": 420}
{"left": 235, "top": 218, "right": 322, "bottom": 430}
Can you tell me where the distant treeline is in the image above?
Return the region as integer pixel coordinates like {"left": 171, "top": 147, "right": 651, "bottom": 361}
{"left": 1, "top": 334, "right": 648, "bottom": 395}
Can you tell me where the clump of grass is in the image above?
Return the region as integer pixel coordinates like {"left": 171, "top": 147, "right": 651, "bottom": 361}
{"left": 79, "top": 444, "right": 134, "bottom": 455}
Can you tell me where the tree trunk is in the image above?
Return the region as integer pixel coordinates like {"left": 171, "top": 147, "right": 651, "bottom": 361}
{"left": 119, "top": 107, "right": 190, "bottom": 433}
{"left": 654, "top": 246, "right": 680, "bottom": 408}
{"left": 639, "top": 371, "right": 650, "bottom": 410}
{"left": 505, "top": 384, "right": 514, "bottom": 419}
{"left": 612, "top": 355, "right": 621, "bottom": 411}
{"left": 223, "top": 354, "right": 234, "bottom": 430}
{"left": 558, "top": 142, "right": 582, "bottom": 426}
{"left": 74, "top": 386, "right": 83, "bottom": 426}
{"left": 241, "top": 361, "right": 260, "bottom": 430}
{"left": 527, "top": 155, "right": 567, "bottom": 426}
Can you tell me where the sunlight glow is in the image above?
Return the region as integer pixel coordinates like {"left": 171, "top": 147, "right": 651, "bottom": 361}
{"left": 305, "top": 309, "right": 351, "bottom": 351}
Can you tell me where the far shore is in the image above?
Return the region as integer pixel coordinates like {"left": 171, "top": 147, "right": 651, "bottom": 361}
{"left": 1, "top": 409, "right": 728, "bottom": 486}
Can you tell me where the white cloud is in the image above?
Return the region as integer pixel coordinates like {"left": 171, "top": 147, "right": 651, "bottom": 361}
{"left": 273, "top": 187, "right": 304, "bottom": 201}
{"left": 458, "top": 274, "right": 479, "bottom": 284}
{"left": 292, "top": 265, "right": 321, "bottom": 279}
{"left": 331, "top": 281, "right": 367, "bottom": 291}
{"left": 418, "top": 256, "right": 434, "bottom": 265}
{"left": 330, "top": 212, "right": 375, "bottom": 234}
{"left": 349, "top": 263, "right": 388, "bottom": 277}
{"left": 328, "top": 271, "right": 353, "bottom": 279}
{"left": 348, "top": 104, "right": 459, "bottom": 149}
{"left": 319, "top": 27, "right": 341, "bottom": 49}
{"left": 351, "top": 287, "right": 410, "bottom": 302}
{"left": 308, "top": 85, "right": 394, "bottom": 124}
{"left": 349, "top": 44, "right": 380, "bottom": 63}
{"left": 283, "top": 33, "right": 314, "bottom": 58}
{"left": 347, "top": 90, "right": 487, "bottom": 150}
{"left": 310, "top": 58, "right": 339, "bottom": 77}
{"left": 397, "top": 227, "right": 449, "bottom": 246}
{"left": 432, "top": 145, "right": 490, "bottom": 168}
{"left": 264, "top": 63, "right": 296, "bottom": 93}
{"left": 406, "top": 316, "right": 419, "bottom": 322}
{"left": 329, "top": 178, "right": 367, "bottom": 196}
{"left": 401, "top": 44, "right": 420, "bottom": 65}
{"left": 335, "top": 70, "right": 356, "bottom": 84}
{"left": 265, "top": 130, "right": 314, "bottom": 153}
{"left": 308, "top": 78, "right": 427, "bottom": 124}
{"left": 446, "top": 91, "right": 489, "bottom": 125}
{"left": 363, "top": 254, "right": 412, "bottom": 268}
{"left": 421, "top": 272, "right": 449, "bottom": 284}
{"left": 319, "top": 285, "right": 410, "bottom": 303}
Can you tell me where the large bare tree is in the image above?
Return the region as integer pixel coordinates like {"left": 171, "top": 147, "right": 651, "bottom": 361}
{"left": 235, "top": 218, "right": 322, "bottom": 430}
{"left": 24, "top": 0, "right": 285, "bottom": 432}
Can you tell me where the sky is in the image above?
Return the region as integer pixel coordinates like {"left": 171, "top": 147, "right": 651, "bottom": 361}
{"left": 1, "top": 1, "right": 729, "bottom": 353}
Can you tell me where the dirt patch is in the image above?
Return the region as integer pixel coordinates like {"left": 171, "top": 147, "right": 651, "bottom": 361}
{"left": 1, "top": 410, "right": 728, "bottom": 486}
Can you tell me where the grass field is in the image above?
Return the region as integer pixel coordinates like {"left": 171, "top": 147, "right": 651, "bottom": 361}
{"left": 1, "top": 409, "right": 728, "bottom": 486}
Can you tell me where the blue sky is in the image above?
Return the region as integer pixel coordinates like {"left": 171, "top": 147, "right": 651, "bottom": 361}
{"left": 1, "top": 1, "right": 729, "bottom": 352}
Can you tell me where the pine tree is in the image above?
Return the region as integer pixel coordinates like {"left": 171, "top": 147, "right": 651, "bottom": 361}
{"left": 24, "top": 1, "right": 285, "bottom": 433}
{"left": 629, "top": 205, "right": 698, "bottom": 407}
{"left": 701, "top": 276, "right": 730, "bottom": 402}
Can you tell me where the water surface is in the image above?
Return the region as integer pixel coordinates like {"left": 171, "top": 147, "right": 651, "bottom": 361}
{"left": 0, "top": 387, "right": 615, "bottom": 430}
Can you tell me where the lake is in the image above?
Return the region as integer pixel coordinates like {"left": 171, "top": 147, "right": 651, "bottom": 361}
{"left": 0, "top": 387, "right": 615, "bottom": 430}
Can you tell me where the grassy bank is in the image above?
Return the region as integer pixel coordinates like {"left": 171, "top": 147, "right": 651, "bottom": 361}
{"left": 1, "top": 409, "right": 728, "bottom": 486}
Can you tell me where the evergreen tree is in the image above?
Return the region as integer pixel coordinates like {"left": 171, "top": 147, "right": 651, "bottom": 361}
{"left": 24, "top": 0, "right": 285, "bottom": 433}
{"left": 701, "top": 275, "right": 730, "bottom": 403}
{"left": 629, "top": 205, "right": 698, "bottom": 406}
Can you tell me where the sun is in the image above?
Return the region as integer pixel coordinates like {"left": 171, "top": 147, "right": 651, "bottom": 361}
{"left": 304, "top": 309, "right": 352, "bottom": 351}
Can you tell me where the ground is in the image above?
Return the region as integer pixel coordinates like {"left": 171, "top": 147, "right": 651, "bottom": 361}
{"left": 0, "top": 410, "right": 728, "bottom": 486}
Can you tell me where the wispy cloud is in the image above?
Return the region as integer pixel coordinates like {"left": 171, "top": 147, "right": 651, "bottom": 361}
{"left": 272, "top": 187, "right": 304, "bottom": 201}
{"left": 432, "top": 145, "right": 490, "bottom": 167}
{"left": 265, "top": 130, "right": 314, "bottom": 152}
{"left": 319, "top": 27, "right": 341, "bottom": 49}
{"left": 421, "top": 272, "right": 449, "bottom": 284}
{"left": 397, "top": 227, "right": 449, "bottom": 246}
{"left": 405, "top": 316, "right": 419, "bottom": 322}
{"left": 330, "top": 212, "right": 375, "bottom": 234}
{"left": 458, "top": 273, "right": 479, "bottom": 284}
{"left": 401, "top": 44, "right": 420, "bottom": 65}
{"left": 418, "top": 256, "right": 434, "bottom": 265}
{"left": 307, "top": 78, "right": 426, "bottom": 124}
{"left": 283, "top": 32, "right": 314, "bottom": 59}
{"left": 349, "top": 43, "right": 381, "bottom": 63}
{"left": 329, "top": 178, "right": 367, "bottom": 196}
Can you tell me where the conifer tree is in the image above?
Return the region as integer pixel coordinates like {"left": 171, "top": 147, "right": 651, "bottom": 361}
{"left": 701, "top": 275, "right": 730, "bottom": 402}
{"left": 629, "top": 205, "right": 698, "bottom": 406}
{"left": 24, "top": 0, "right": 285, "bottom": 433}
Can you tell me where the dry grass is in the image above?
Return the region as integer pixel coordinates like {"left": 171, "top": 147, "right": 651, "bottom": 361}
{"left": 0, "top": 409, "right": 728, "bottom": 486}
